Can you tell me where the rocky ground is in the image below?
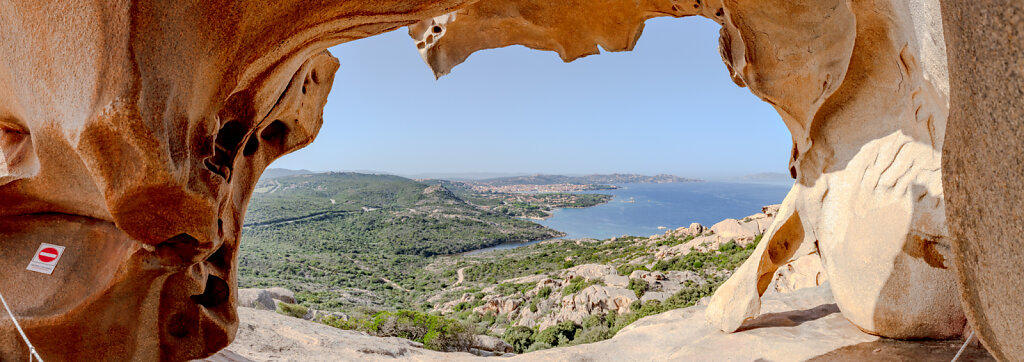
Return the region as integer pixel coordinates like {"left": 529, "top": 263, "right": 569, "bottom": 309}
{"left": 206, "top": 284, "right": 991, "bottom": 361}
{"left": 426, "top": 204, "right": 827, "bottom": 335}
{"left": 211, "top": 205, "right": 991, "bottom": 360}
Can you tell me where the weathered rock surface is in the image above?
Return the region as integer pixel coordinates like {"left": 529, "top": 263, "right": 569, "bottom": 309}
{"left": 208, "top": 307, "right": 474, "bottom": 362}
{"left": 213, "top": 284, "right": 992, "bottom": 361}
{"left": 770, "top": 252, "right": 828, "bottom": 294}
{"left": 411, "top": 0, "right": 965, "bottom": 342}
{"left": 940, "top": 1, "right": 1024, "bottom": 359}
{"left": 3, "top": 0, "right": 1020, "bottom": 359}
{"left": 238, "top": 288, "right": 297, "bottom": 311}
{"left": 436, "top": 206, "right": 803, "bottom": 332}
{"left": 0, "top": 1, "right": 465, "bottom": 359}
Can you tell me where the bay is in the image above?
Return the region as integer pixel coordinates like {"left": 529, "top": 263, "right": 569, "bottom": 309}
{"left": 538, "top": 181, "right": 791, "bottom": 239}
{"left": 463, "top": 181, "right": 792, "bottom": 255}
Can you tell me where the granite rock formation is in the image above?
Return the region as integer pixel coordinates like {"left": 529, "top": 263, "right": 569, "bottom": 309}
{"left": 411, "top": 0, "right": 963, "bottom": 341}
{"left": 0, "top": 1, "right": 462, "bottom": 360}
{"left": 940, "top": 1, "right": 1024, "bottom": 360}
{"left": 211, "top": 284, "right": 994, "bottom": 361}
{"left": 0, "top": 0, "right": 1020, "bottom": 360}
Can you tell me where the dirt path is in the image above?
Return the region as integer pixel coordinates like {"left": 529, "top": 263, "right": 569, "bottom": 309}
{"left": 454, "top": 266, "right": 468, "bottom": 286}
{"left": 380, "top": 277, "right": 410, "bottom": 292}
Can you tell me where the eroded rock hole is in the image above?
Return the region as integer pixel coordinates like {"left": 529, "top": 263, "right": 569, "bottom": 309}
{"left": 207, "top": 243, "right": 231, "bottom": 271}
{"left": 214, "top": 120, "right": 246, "bottom": 150}
{"left": 157, "top": 233, "right": 202, "bottom": 265}
{"left": 432, "top": 25, "right": 442, "bottom": 33}
{"left": 206, "top": 120, "right": 247, "bottom": 180}
{"left": 190, "top": 275, "right": 229, "bottom": 308}
{"left": 242, "top": 136, "right": 259, "bottom": 156}
{"left": 260, "top": 120, "right": 288, "bottom": 147}
{"left": 716, "top": 8, "right": 723, "bottom": 17}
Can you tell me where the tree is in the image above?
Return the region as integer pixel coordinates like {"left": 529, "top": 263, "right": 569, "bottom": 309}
{"left": 503, "top": 326, "right": 535, "bottom": 353}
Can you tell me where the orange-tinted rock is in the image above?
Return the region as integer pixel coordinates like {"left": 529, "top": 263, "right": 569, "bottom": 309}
{"left": 0, "top": 1, "right": 465, "bottom": 360}
{"left": 1, "top": 0, "right": 1020, "bottom": 359}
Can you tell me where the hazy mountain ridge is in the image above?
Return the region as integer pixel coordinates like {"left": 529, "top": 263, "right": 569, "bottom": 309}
{"left": 477, "top": 173, "right": 701, "bottom": 186}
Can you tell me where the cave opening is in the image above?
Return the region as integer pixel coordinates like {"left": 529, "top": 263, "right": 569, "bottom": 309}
{"left": 235, "top": 15, "right": 797, "bottom": 357}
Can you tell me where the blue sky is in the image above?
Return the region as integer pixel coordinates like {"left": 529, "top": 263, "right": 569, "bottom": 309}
{"left": 270, "top": 17, "right": 790, "bottom": 180}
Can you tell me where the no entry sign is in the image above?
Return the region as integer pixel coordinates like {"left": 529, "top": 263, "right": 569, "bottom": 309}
{"left": 26, "top": 243, "right": 65, "bottom": 275}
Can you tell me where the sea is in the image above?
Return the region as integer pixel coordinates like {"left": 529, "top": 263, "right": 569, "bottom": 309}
{"left": 464, "top": 181, "right": 792, "bottom": 254}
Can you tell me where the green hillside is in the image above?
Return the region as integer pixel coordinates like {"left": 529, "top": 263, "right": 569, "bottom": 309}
{"left": 238, "top": 172, "right": 563, "bottom": 309}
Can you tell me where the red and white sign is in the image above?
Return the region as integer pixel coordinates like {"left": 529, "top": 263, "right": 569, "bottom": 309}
{"left": 26, "top": 243, "right": 65, "bottom": 275}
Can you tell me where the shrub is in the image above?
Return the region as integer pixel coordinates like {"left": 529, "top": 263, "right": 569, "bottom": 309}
{"left": 616, "top": 263, "right": 649, "bottom": 276}
{"left": 525, "top": 341, "right": 553, "bottom": 353}
{"left": 534, "top": 320, "right": 581, "bottom": 347}
{"left": 537, "top": 286, "right": 552, "bottom": 298}
{"left": 503, "top": 326, "right": 535, "bottom": 353}
{"left": 422, "top": 319, "right": 474, "bottom": 352}
{"left": 321, "top": 310, "right": 474, "bottom": 352}
{"left": 562, "top": 278, "right": 600, "bottom": 296}
{"left": 581, "top": 314, "right": 605, "bottom": 330}
{"left": 573, "top": 324, "right": 613, "bottom": 345}
{"left": 627, "top": 278, "right": 648, "bottom": 298}
{"left": 275, "top": 302, "right": 308, "bottom": 319}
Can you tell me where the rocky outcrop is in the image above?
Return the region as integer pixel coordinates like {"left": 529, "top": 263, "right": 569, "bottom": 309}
{"left": 474, "top": 296, "right": 521, "bottom": 316}
{"left": 2, "top": 0, "right": 1019, "bottom": 359}
{"left": 213, "top": 284, "right": 992, "bottom": 361}
{"left": 238, "top": 288, "right": 297, "bottom": 311}
{"left": 770, "top": 252, "right": 828, "bottom": 294}
{"left": 0, "top": 0, "right": 479, "bottom": 359}
{"left": 556, "top": 285, "right": 637, "bottom": 322}
{"left": 211, "top": 307, "right": 472, "bottom": 362}
{"left": 410, "top": 0, "right": 964, "bottom": 342}
{"left": 653, "top": 209, "right": 772, "bottom": 260}
{"left": 939, "top": 1, "right": 1024, "bottom": 359}
{"left": 471, "top": 335, "right": 514, "bottom": 354}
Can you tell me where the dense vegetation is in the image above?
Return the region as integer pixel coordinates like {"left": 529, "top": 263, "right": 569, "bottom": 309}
{"left": 321, "top": 309, "right": 475, "bottom": 352}
{"left": 240, "top": 171, "right": 765, "bottom": 356}
{"left": 239, "top": 172, "right": 562, "bottom": 309}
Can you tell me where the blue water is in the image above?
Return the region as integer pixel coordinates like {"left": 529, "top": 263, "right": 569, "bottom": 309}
{"left": 463, "top": 181, "right": 792, "bottom": 255}
{"left": 539, "top": 182, "right": 791, "bottom": 239}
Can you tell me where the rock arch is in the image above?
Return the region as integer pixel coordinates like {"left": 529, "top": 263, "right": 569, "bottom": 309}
{"left": 0, "top": 0, "right": 1017, "bottom": 360}
{"left": 408, "top": 0, "right": 961, "bottom": 341}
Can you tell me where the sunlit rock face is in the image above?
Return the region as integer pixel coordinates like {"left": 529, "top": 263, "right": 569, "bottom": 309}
{"left": 411, "top": 0, "right": 964, "bottom": 340}
{"left": 940, "top": 1, "right": 1024, "bottom": 360}
{"left": 0, "top": 1, "right": 463, "bottom": 360}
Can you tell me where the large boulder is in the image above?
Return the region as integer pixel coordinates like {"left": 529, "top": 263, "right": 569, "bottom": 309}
{"left": 556, "top": 285, "right": 637, "bottom": 324}
{"left": 940, "top": 1, "right": 1024, "bottom": 359}
{"left": 237, "top": 288, "right": 297, "bottom": 311}
{"left": 471, "top": 335, "right": 514, "bottom": 354}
